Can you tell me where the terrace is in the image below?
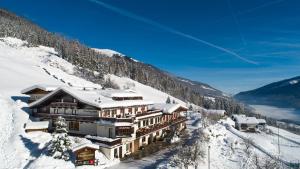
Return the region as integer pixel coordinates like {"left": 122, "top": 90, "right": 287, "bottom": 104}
{"left": 136, "top": 116, "right": 187, "bottom": 137}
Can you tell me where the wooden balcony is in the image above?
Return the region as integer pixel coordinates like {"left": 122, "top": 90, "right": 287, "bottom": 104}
{"left": 135, "top": 109, "right": 161, "bottom": 117}
{"left": 100, "top": 117, "right": 134, "bottom": 123}
{"left": 50, "top": 102, "right": 78, "bottom": 108}
{"left": 35, "top": 113, "right": 100, "bottom": 121}
{"left": 136, "top": 116, "right": 187, "bottom": 137}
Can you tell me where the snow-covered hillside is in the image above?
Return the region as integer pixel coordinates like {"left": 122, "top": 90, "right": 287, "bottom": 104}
{"left": 0, "top": 37, "right": 189, "bottom": 168}
{"left": 106, "top": 74, "right": 185, "bottom": 105}
{"left": 92, "top": 48, "right": 139, "bottom": 62}
{"left": 1, "top": 37, "right": 300, "bottom": 169}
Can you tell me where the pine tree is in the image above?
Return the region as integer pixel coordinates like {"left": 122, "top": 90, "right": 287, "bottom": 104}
{"left": 166, "top": 96, "right": 171, "bottom": 104}
{"left": 49, "top": 116, "right": 71, "bottom": 160}
{"left": 189, "top": 105, "right": 193, "bottom": 111}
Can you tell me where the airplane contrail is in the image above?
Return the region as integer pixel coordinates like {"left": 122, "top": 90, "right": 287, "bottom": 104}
{"left": 88, "top": 0, "right": 258, "bottom": 65}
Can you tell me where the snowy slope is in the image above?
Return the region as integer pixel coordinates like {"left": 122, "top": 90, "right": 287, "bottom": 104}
{"left": 92, "top": 48, "right": 139, "bottom": 62}
{"left": 0, "top": 37, "right": 191, "bottom": 168}
{"left": 106, "top": 74, "right": 186, "bottom": 105}
{"left": 92, "top": 48, "right": 123, "bottom": 57}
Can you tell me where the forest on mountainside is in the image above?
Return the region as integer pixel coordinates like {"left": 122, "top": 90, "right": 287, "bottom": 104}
{"left": 0, "top": 9, "right": 248, "bottom": 115}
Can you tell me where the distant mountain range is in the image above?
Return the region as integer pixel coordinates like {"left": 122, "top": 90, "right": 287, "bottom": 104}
{"left": 235, "top": 76, "right": 300, "bottom": 109}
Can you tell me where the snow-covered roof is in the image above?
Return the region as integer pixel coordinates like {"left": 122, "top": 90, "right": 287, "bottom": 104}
{"left": 25, "top": 121, "right": 49, "bottom": 130}
{"left": 148, "top": 103, "right": 188, "bottom": 114}
{"left": 21, "top": 84, "right": 61, "bottom": 94}
{"left": 231, "top": 114, "right": 246, "bottom": 120}
{"left": 85, "top": 135, "right": 120, "bottom": 142}
{"left": 72, "top": 143, "right": 99, "bottom": 152}
{"left": 100, "top": 88, "right": 143, "bottom": 98}
{"left": 97, "top": 120, "right": 134, "bottom": 127}
{"left": 29, "top": 87, "right": 152, "bottom": 109}
{"left": 257, "top": 119, "right": 266, "bottom": 124}
{"left": 235, "top": 116, "right": 259, "bottom": 125}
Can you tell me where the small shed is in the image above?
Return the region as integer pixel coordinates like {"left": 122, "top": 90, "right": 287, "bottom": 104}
{"left": 257, "top": 119, "right": 266, "bottom": 126}
{"left": 25, "top": 121, "right": 49, "bottom": 132}
{"left": 72, "top": 143, "right": 99, "bottom": 166}
{"left": 235, "top": 116, "right": 259, "bottom": 132}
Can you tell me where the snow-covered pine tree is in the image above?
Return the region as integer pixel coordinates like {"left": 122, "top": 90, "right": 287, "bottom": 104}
{"left": 166, "top": 96, "right": 171, "bottom": 104}
{"left": 49, "top": 116, "right": 71, "bottom": 160}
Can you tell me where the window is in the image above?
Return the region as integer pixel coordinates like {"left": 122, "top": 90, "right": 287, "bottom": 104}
{"left": 71, "top": 109, "right": 77, "bottom": 115}
{"left": 114, "top": 148, "right": 118, "bottom": 158}
{"left": 241, "top": 124, "right": 248, "bottom": 130}
{"left": 112, "top": 109, "right": 117, "bottom": 117}
{"left": 126, "top": 144, "right": 129, "bottom": 152}
{"left": 150, "top": 118, "right": 153, "bottom": 124}
{"left": 116, "top": 127, "right": 132, "bottom": 136}
{"left": 69, "top": 121, "right": 79, "bottom": 131}
{"left": 128, "top": 108, "right": 132, "bottom": 113}
{"left": 142, "top": 137, "right": 146, "bottom": 142}
{"left": 53, "top": 108, "right": 58, "bottom": 114}
{"left": 109, "top": 128, "right": 113, "bottom": 138}
{"left": 141, "top": 106, "right": 145, "bottom": 111}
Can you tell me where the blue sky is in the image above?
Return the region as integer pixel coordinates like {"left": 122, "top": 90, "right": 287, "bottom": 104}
{"left": 1, "top": 0, "right": 300, "bottom": 94}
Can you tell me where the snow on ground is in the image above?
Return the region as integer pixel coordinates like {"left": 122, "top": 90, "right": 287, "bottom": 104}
{"left": 92, "top": 48, "right": 123, "bottom": 57}
{"left": 93, "top": 48, "right": 139, "bottom": 62}
{"left": 195, "top": 120, "right": 265, "bottom": 169}
{"left": 108, "top": 115, "right": 267, "bottom": 169}
{"left": 235, "top": 129, "right": 300, "bottom": 162}
{"left": 0, "top": 37, "right": 109, "bottom": 169}
{"left": 106, "top": 74, "right": 186, "bottom": 105}
{"left": 1, "top": 37, "right": 299, "bottom": 169}
{"left": 204, "top": 96, "right": 216, "bottom": 102}
{"left": 201, "top": 85, "right": 216, "bottom": 91}
{"left": 289, "top": 80, "right": 298, "bottom": 85}
{"left": 0, "top": 37, "right": 194, "bottom": 169}
{"left": 268, "top": 126, "right": 300, "bottom": 144}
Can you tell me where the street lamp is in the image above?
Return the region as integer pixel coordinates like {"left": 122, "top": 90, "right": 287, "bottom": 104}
{"left": 208, "top": 145, "right": 211, "bottom": 169}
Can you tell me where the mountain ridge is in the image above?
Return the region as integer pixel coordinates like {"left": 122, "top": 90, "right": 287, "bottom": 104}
{"left": 235, "top": 76, "right": 300, "bottom": 108}
{"left": 0, "top": 8, "right": 247, "bottom": 115}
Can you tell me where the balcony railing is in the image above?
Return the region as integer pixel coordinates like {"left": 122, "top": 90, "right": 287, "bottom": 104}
{"left": 50, "top": 102, "right": 77, "bottom": 108}
{"left": 100, "top": 117, "right": 134, "bottom": 123}
{"left": 35, "top": 113, "right": 100, "bottom": 121}
{"left": 136, "top": 116, "right": 187, "bottom": 137}
{"left": 135, "top": 109, "right": 161, "bottom": 117}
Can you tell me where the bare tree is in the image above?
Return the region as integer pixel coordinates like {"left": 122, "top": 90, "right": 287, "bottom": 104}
{"left": 190, "top": 140, "right": 206, "bottom": 169}
{"left": 170, "top": 146, "right": 194, "bottom": 169}
{"left": 244, "top": 137, "right": 254, "bottom": 156}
